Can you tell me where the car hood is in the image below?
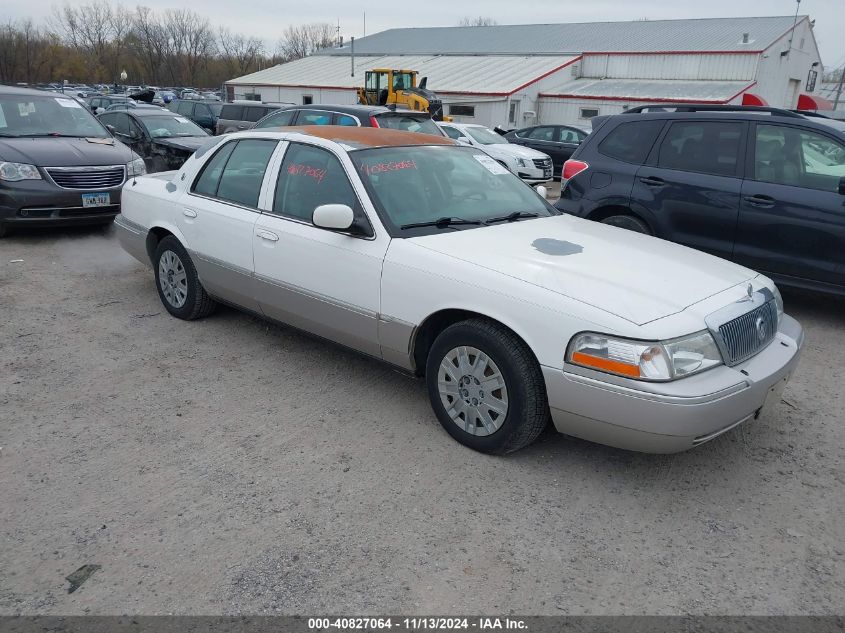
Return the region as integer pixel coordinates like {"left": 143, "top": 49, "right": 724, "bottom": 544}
{"left": 483, "top": 143, "right": 549, "bottom": 160}
{"left": 407, "top": 215, "right": 756, "bottom": 325}
{"left": 152, "top": 136, "right": 209, "bottom": 152}
{"left": 0, "top": 136, "right": 133, "bottom": 166}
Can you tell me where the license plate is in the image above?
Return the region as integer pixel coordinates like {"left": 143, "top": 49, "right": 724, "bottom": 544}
{"left": 82, "top": 192, "right": 110, "bottom": 208}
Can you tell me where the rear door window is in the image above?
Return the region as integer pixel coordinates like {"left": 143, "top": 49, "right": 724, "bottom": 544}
{"left": 295, "top": 110, "right": 333, "bottom": 125}
{"left": 526, "top": 126, "right": 556, "bottom": 141}
{"left": 256, "top": 109, "right": 295, "bottom": 128}
{"left": 176, "top": 102, "right": 194, "bottom": 116}
{"left": 657, "top": 121, "right": 743, "bottom": 176}
{"left": 598, "top": 120, "right": 665, "bottom": 164}
{"left": 244, "top": 107, "right": 271, "bottom": 123}
{"left": 335, "top": 113, "right": 359, "bottom": 126}
{"left": 215, "top": 139, "right": 278, "bottom": 207}
{"left": 192, "top": 141, "right": 237, "bottom": 198}
{"left": 373, "top": 114, "right": 441, "bottom": 136}
{"left": 221, "top": 105, "right": 243, "bottom": 121}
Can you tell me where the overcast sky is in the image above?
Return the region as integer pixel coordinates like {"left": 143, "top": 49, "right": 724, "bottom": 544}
{"left": 11, "top": 0, "right": 845, "bottom": 69}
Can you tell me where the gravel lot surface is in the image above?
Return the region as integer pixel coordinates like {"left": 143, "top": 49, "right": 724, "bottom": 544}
{"left": 1, "top": 224, "right": 843, "bottom": 615}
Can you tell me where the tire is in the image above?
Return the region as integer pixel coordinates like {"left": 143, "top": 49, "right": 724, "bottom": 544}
{"left": 425, "top": 318, "right": 549, "bottom": 454}
{"left": 600, "top": 214, "right": 652, "bottom": 235}
{"left": 152, "top": 235, "right": 216, "bottom": 320}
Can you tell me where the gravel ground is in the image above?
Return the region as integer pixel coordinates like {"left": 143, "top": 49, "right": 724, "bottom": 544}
{"left": 1, "top": 224, "right": 843, "bottom": 615}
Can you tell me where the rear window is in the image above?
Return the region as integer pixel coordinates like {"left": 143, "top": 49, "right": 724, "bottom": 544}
{"left": 657, "top": 121, "right": 743, "bottom": 177}
{"left": 598, "top": 120, "right": 665, "bottom": 164}
{"left": 220, "top": 105, "right": 243, "bottom": 120}
{"left": 374, "top": 114, "right": 441, "bottom": 136}
{"left": 244, "top": 106, "right": 273, "bottom": 122}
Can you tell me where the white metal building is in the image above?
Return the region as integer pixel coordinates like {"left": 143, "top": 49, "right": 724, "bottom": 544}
{"left": 226, "top": 16, "right": 829, "bottom": 128}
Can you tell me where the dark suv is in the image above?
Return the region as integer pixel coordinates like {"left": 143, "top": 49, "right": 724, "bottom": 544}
{"left": 253, "top": 104, "right": 444, "bottom": 136}
{"left": 555, "top": 105, "right": 845, "bottom": 295}
{"left": 166, "top": 99, "right": 223, "bottom": 133}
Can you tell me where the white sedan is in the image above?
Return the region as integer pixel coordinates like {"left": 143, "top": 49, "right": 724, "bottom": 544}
{"left": 438, "top": 122, "right": 553, "bottom": 184}
{"left": 115, "top": 126, "right": 803, "bottom": 454}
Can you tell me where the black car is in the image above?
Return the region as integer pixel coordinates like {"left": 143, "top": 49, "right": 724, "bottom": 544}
{"left": 253, "top": 104, "right": 444, "bottom": 136}
{"left": 503, "top": 124, "right": 589, "bottom": 177}
{"left": 98, "top": 109, "right": 210, "bottom": 172}
{"left": 555, "top": 104, "right": 845, "bottom": 296}
{"left": 0, "top": 85, "right": 144, "bottom": 237}
{"left": 166, "top": 99, "right": 223, "bottom": 133}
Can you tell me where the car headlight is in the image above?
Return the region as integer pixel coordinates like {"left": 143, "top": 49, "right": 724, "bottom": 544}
{"left": 127, "top": 157, "right": 147, "bottom": 177}
{"left": 0, "top": 162, "right": 42, "bottom": 182}
{"left": 516, "top": 158, "right": 527, "bottom": 167}
{"left": 567, "top": 331, "right": 723, "bottom": 381}
{"left": 771, "top": 284, "right": 784, "bottom": 321}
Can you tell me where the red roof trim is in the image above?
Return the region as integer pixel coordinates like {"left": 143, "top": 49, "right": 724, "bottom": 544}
{"left": 581, "top": 50, "right": 762, "bottom": 56}
{"left": 507, "top": 55, "right": 582, "bottom": 96}
{"left": 539, "top": 81, "right": 757, "bottom": 104}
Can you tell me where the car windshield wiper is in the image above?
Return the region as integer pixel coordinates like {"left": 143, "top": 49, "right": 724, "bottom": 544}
{"left": 400, "top": 216, "right": 483, "bottom": 230}
{"left": 484, "top": 211, "right": 540, "bottom": 225}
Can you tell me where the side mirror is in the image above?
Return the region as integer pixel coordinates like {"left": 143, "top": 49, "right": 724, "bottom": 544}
{"left": 105, "top": 124, "right": 117, "bottom": 135}
{"left": 535, "top": 185, "right": 548, "bottom": 199}
{"left": 457, "top": 136, "right": 471, "bottom": 145}
{"left": 839, "top": 176, "right": 845, "bottom": 196}
{"left": 313, "top": 204, "right": 354, "bottom": 231}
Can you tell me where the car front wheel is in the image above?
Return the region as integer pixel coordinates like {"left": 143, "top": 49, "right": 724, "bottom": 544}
{"left": 601, "top": 214, "right": 652, "bottom": 235}
{"left": 153, "top": 235, "right": 216, "bottom": 320}
{"left": 425, "top": 318, "right": 549, "bottom": 454}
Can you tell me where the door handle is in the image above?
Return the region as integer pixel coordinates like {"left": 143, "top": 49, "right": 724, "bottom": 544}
{"left": 639, "top": 176, "right": 665, "bottom": 187}
{"left": 743, "top": 195, "right": 775, "bottom": 208}
{"left": 182, "top": 208, "right": 197, "bottom": 218}
{"left": 256, "top": 230, "right": 279, "bottom": 242}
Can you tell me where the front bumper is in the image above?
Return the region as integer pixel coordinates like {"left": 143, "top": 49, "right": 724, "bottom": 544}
{"left": 516, "top": 165, "right": 553, "bottom": 184}
{"left": 543, "top": 314, "right": 804, "bottom": 453}
{"left": 0, "top": 179, "right": 122, "bottom": 227}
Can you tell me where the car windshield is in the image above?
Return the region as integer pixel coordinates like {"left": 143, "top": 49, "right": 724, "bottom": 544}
{"left": 374, "top": 114, "right": 442, "bottom": 136}
{"left": 350, "top": 145, "right": 556, "bottom": 236}
{"left": 0, "top": 94, "right": 109, "bottom": 138}
{"left": 140, "top": 114, "right": 207, "bottom": 138}
{"left": 464, "top": 126, "right": 507, "bottom": 145}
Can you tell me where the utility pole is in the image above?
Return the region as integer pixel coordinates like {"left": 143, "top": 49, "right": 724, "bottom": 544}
{"left": 834, "top": 64, "right": 845, "bottom": 110}
{"left": 786, "top": 0, "right": 801, "bottom": 59}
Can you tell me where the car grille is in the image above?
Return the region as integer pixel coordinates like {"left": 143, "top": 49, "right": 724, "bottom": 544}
{"left": 533, "top": 158, "right": 552, "bottom": 169}
{"left": 717, "top": 300, "right": 778, "bottom": 366}
{"left": 45, "top": 166, "right": 125, "bottom": 190}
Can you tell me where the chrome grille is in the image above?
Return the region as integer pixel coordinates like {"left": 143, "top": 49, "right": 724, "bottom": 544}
{"left": 533, "top": 158, "right": 552, "bottom": 169}
{"left": 717, "top": 300, "right": 778, "bottom": 366}
{"left": 46, "top": 165, "right": 125, "bottom": 190}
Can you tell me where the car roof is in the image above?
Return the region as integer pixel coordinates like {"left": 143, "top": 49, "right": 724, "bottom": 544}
{"left": 276, "top": 103, "right": 428, "bottom": 117}
{"left": 130, "top": 109, "right": 183, "bottom": 118}
{"left": 0, "top": 85, "right": 82, "bottom": 97}
{"left": 258, "top": 125, "right": 456, "bottom": 149}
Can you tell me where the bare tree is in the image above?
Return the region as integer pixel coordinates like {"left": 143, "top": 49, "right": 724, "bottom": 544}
{"left": 458, "top": 16, "right": 498, "bottom": 27}
{"left": 131, "top": 6, "right": 167, "bottom": 84}
{"left": 276, "top": 22, "right": 335, "bottom": 62}
{"left": 219, "top": 28, "right": 264, "bottom": 77}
